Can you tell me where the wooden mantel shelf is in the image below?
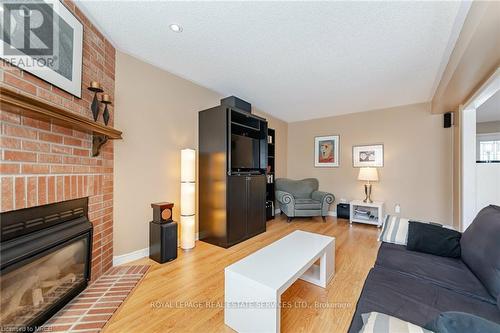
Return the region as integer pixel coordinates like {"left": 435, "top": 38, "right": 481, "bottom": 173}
{"left": 0, "top": 86, "right": 122, "bottom": 156}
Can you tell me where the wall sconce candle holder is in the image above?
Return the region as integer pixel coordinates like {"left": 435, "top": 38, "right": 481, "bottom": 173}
{"left": 88, "top": 81, "right": 103, "bottom": 121}
{"left": 101, "top": 94, "right": 112, "bottom": 126}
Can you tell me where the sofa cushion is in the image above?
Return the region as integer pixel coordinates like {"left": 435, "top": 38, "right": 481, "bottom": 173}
{"left": 375, "top": 242, "right": 495, "bottom": 304}
{"left": 348, "top": 267, "right": 500, "bottom": 333}
{"left": 407, "top": 221, "right": 461, "bottom": 258}
{"left": 425, "top": 311, "right": 500, "bottom": 333}
{"left": 379, "top": 215, "right": 411, "bottom": 245}
{"left": 360, "top": 312, "right": 433, "bottom": 333}
{"left": 461, "top": 205, "right": 500, "bottom": 300}
{"left": 294, "top": 198, "right": 321, "bottom": 210}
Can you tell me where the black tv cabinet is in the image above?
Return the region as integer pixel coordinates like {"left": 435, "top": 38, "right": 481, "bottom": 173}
{"left": 199, "top": 102, "right": 268, "bottom": 248}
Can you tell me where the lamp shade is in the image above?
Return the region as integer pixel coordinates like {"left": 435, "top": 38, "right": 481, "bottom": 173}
{"left": 180, "top": 215, "right": 195, "bottom": 249}
{"left": 358, "top": 167, "right": 378, "bottom": 181}
{"left": 180, "top": 182, "right": 195, "bottom": 216}
{"left": 180, "top": 148, "right": 196, "bottom": 250}
{"left": 181, "top": 149, "right": 196, "bottom": 182}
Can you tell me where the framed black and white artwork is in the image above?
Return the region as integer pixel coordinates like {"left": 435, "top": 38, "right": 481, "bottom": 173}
{"left": 0, "top": 0, "right": 83, "bottom": 97}
{"left": 353, "top": 144, "right": 384, "bottom": 167}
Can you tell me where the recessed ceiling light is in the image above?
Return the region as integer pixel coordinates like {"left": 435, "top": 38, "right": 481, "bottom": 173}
{"left": 169, "top": 24, "right": 183, "bottom": 33}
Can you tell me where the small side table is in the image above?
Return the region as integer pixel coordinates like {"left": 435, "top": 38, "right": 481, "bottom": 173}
{"left": 349, "top": 200, "right": 384, "bottom": 227}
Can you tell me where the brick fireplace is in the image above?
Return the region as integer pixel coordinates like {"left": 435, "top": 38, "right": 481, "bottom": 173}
{"left": 0, "top": 0, "right": 115, "bottom": 280}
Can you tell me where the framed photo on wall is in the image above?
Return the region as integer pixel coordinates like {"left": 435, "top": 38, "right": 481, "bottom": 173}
{"left": 314, "top": 135, "right": 340, "bottom": 167}
{"left": 0, "top": 0, "right": 83, "bottom": 97}
{"left": 353, "top": 144, "right": 384, "bottom": 167}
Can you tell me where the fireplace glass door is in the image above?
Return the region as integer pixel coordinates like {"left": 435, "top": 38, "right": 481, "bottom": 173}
{"left": 1, "top": 236, "right": 89, "bottom": 329}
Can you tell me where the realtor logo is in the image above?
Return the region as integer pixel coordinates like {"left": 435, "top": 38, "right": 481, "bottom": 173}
{"left": 1, "top": 0, "right": 83, "bottom": 97}
{"left": 1, "top": 1, "right": 59, "bottom": 70}
{"left": 2, "top": 2, "right": 54, "bottom": 56}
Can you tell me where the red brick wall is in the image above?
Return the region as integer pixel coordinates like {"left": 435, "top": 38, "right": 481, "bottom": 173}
{"left": 0, "top": 1, "right": 115, "bottom": 279}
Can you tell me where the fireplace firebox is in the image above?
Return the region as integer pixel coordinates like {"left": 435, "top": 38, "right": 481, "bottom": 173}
{"left": 0, "top": 198, "right": 92, "bottom": 331}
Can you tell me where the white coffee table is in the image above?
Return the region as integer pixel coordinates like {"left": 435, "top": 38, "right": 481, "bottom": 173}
{"left": 224, "top": 230, "right": 335, "bottom": 333}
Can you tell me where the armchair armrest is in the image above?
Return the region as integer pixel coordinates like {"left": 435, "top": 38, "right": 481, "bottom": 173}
{"left": 312, "top": 191, "right": 335, "bottom": 216}
{"left": 311, "top": 191, "right": 335, "bottom": 204}
{"left": 276, "top": 190, "right": 295, "bottom": 205}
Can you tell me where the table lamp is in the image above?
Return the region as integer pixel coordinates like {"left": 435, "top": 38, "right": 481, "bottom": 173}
{"left": 358, "top": 167, "right": 378, "bottom": 203}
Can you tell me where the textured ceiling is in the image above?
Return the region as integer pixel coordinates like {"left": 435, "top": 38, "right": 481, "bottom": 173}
{"left": 77, "top": 1, "right": 470, "bottom": 122}
{"left": 477, "top": 90, "right": 500, "bottom": 123}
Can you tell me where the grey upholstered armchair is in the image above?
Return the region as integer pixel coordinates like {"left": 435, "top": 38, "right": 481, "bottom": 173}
{"left": 275, "top": 178, "right": 335, "bottom": 222}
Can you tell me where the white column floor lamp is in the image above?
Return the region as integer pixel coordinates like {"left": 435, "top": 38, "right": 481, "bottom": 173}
{"left": 180, "top": 149, "right": 196, "bottom": 250}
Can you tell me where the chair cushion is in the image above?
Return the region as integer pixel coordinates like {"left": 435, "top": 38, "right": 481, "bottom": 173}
{"left": 461, "top": 205, "right": 500, "bottom": 300}
{"left": 275, "top": 178, "right": 319, "bottom": 199}
{"left": 294, "top": 199, "right": 321, "bottom": 210}
{"left": 348, "top": 267, "right": 500, "bottom": 333}
{"left": 375, "top": 242, "right": 495, "bottom": 304}
{"left": 360, "top": 312, "right": 433, "bottom": 333}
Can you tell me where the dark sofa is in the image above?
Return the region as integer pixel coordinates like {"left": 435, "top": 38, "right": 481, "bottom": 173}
{"left": 348, "top": 205, "right": 500, "bottom": 332}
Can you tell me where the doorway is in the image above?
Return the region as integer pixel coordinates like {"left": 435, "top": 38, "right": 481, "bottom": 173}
{"left": 460, "top": 69, "right": 500, "bottom": 230}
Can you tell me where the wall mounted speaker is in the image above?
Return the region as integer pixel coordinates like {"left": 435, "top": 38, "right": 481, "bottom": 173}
{"left": 151, "top": 202, "right": 174, "bottom": 223}
{"left": 444, "top": 112, "right": 453, "bottom": 128}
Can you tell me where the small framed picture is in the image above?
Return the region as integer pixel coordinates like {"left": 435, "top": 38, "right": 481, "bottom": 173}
{"left": 353, "top": 144, "right": 384, "bottom": 167}
{"left": 314, "top": 135, "right": 340, "bottom": 167}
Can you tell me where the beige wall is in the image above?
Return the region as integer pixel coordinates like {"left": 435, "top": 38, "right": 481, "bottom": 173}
{"left": 477, "top": 121, "right": 500, "bottom": 134}
{"left": 431, "top": 1, "right": 500, "bottom": 114}
{"left": 287, "top": 103, "right": 453, "bottom": 224}
{"left": 114, "top": 52, "right": 287, "bottom": 256}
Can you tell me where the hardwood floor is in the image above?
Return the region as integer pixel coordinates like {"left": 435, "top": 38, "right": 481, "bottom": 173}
{"left": 104, "top": 215, "right": 380, "bottom": 333}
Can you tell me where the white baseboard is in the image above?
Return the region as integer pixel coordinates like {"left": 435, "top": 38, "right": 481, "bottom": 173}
{"left": 113, "top": 247, "right": 149, "bottom": 266}
{"left": 112, "top": 232, "right": 200, "bottom": 266}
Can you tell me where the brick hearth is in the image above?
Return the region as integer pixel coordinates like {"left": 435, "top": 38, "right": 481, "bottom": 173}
{"left": 42, "top": 265, "right": 150, "bottom": 332}
{"left": 0, "top": 0, "right": 115, "bottom": 279}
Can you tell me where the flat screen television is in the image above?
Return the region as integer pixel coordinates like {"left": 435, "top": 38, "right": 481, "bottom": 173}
{"left": 231, "top": 134, "right": 260, "bottom": 170}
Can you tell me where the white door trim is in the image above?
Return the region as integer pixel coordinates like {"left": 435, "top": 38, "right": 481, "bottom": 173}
{"left": 459, "top": 67, "right": 500, "bottom": 231}
{"left": 460, "top": 107, "right": 476, "bottom": 231}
